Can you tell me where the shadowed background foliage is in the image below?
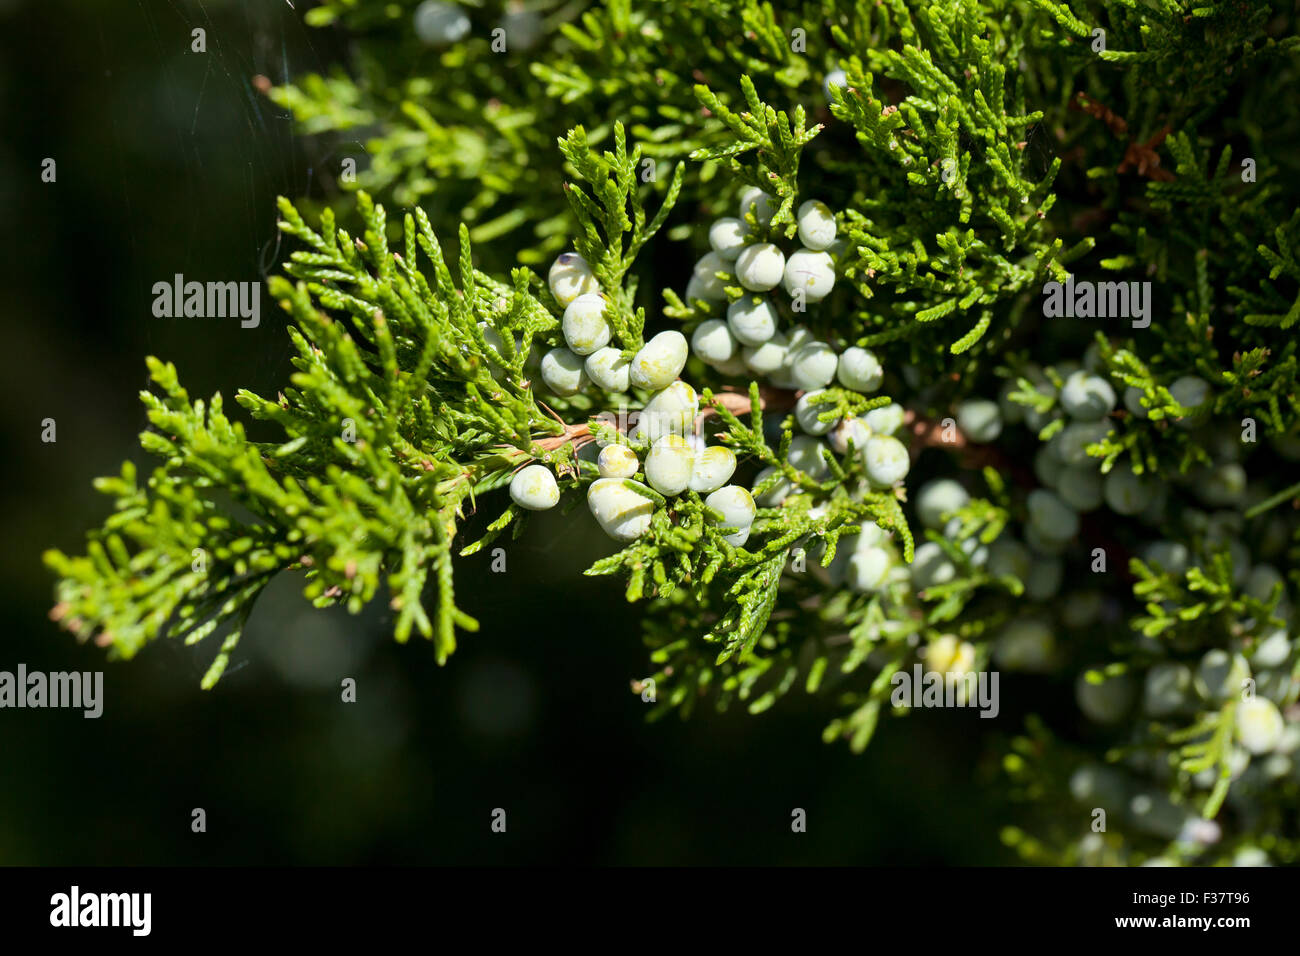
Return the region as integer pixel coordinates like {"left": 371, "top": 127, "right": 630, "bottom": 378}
{"left": 0, "top": 0, "right": 1017, "bottom": 864}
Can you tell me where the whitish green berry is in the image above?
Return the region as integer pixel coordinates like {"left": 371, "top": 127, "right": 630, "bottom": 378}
{"left": 997, "top": 379, "right": 1025, "bottom": 425}
{"left": 540, "top": 347, "right": 587, "bottom": 396}
{"left": 1196, "top": 649, "right": 1251, "bottom": 702}
{"left": 1103, "top": 463, "right": 1155, "bottom": 516}
{"left": 1236, "top": 697, "right": 1285, "bottom": 754}
{"left": 585, "top": 346, "right": 631, "bottom": 392}
{"left": 597, "top": 445, "right": 639, "bottom": 479}
{"left": 711, "top": 353, "right": 749, "bottom": 377}
{"left": 1059, "top": 370, "right": 1116, "bottom": 421}
{"left": 645, "top": 435, "right": 695, "bottom": 496}
{"left": 1027, "top": 489, "right": 1079, "bottom": 541}
{"left": 477, "top": 321, "right": 514, "bottom": 381}
{"left": 630, "top": 331, "right": 689, "bottom": 390}
{"left": 1056, "top": 464, "right": 1103, "bottom": 512}
{"left": 822, "top": 68, "right": 848, "bottom": 103}
{"left": 988, "top": 538, "right": 1032, "bottom": 581}
{"left": 691, "top": 319, "right": 739, "bottom": 366}
{"left": 1056, "top": 422, "right": 1109, "bottom": 466}
{"left": 685, "top": 251, "right": 730, "bottom": 302}
{"left": 1274, "top": 432, "right": 1300, "bottom": 461}
{"left": 1062, "top": 590, "right": 1105, "bottom": 628}
{"left": 1024, "top": 522, "right": 1067, "bottom": 556}
{"left": 726, "top": 295, "right": 778, "bottom": 345}
{"left": 995, "top": 619, "right": 1055, "bottom": 671}
{"left": 1142, "top": 540, "right": 1189, "bottom": 574}
{"left": 863, "top": 434, "right": 910, "bottom": 486}
{"left": 1075, "top": 671, "right": 1136, "bottom": 724}
{"left": 561, "top": 292, "right": 611, "bottom": 355}
{"left": 414, "top": 1, "right": 470, "bottom": 45}
{"left": 829, "top": 416, "right": 870, "bottom": 456}
{"left": 708, "top": 217, "right": 749, "bottom": 262}
{"left": 846, "top": 547, "right": 892, "bottom": 592}
{"left": 836, "top": 346, "right": 883, "bottom": 392}
{"left": 912, "top": 541, "right": 957, "bottom": 590}
{"left": 783, "top": 248, "right": 836, "bottom": 301}
{"left": 1170, "top": 374, "right": 1211, "bottom": 427}
{"left": 587, "top": 478, "right": 654, "bottom": 542}
{"left": 789, "top": 435, "right": 830, "bottom": 478}
{"left": 635, "top": 380, "right": 698, "bottom": 442}
{"left": 955, "top": 399, "right": 1002, "bottom": 443}
{"left": 1251, "top": 627, "right": 1291, "bottom": 670}
{"left": 1034, "top": 443, "right": 1065, "bottom": 487}
{"left": 1198, "top": 462, "right": 1247, "bottom": 507}
{"left": 547, "top": 251, "right": 598, "bottom": 307}
{"left": 734, "top": 242, "right": 786, "bottom": 291}
{"left": 864, "top": 402, "right": 904, "bottom": 436}
{"left": 753, "top": 465, "right": 792, "bottom": 506}
{"left": 1128, "top": 791, "right": 1193, "bottom": 841}
{"left": 706, "top": 485, "right": 756, "bottom": 546}
{"left": 1123, "top": 385, "right": 1149, "bottom": 419}
{"left": 796, "top": 200, "right": 837, "bottom": 250}
{"left": 1246, "top": 563, "right": 1286, "bottom": 604}
{"left": 784, "top": 324, "right": 814, "bottom": 354}
{"left": 690, "top": 446, "right": 737, "bottom": 493}
{"left": 1025, "top": 555, "right": 1064, "bottom": 600}
{"left": 790, "top": 341, "right": 838, "bottom": 390}
{"left": 1143, "top": 663, "right": 1193, "bottom": 717}
{"left": 916, "top": 479, "right": 969, "bottom": 529}
{"left": 738, "top": 187, "right": 776, "bottom": 228}
{"left": 498, "top": 7, "right": 542, "bottom": 49}
{"left": 1232, "top": 847, "right": 1272, "bottom": 867}
{"left": 509, "top": 464, "right": 559, "bottom": 511}
{"left": 1069, "top": 764, "right": 1129, "bottom": 805}
{"left": 742, "top": 329, "right": 789, "bottom": 376}
{"left": 925, "top": 634, "right": 976, "bottom": 676}
{"left": 795, "top": 390, "right": 836, "bottom": 435}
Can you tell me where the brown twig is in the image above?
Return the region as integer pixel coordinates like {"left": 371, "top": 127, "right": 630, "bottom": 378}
{"left": 1069, "top": 92, "right": 1176, "bottom": 182}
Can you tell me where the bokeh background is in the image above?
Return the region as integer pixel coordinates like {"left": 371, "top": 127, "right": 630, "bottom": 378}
{"left": 0, "top": 0, "right": 1026, "bottom": 864}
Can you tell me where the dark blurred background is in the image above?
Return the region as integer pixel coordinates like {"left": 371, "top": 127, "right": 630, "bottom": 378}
{"left": 0, "top": 0, "right": 1014, "bottom": 864}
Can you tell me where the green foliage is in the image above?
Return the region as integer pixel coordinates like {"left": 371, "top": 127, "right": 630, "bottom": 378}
{"left": 48, "top": 0, "right": 1300, "bottom": 866}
